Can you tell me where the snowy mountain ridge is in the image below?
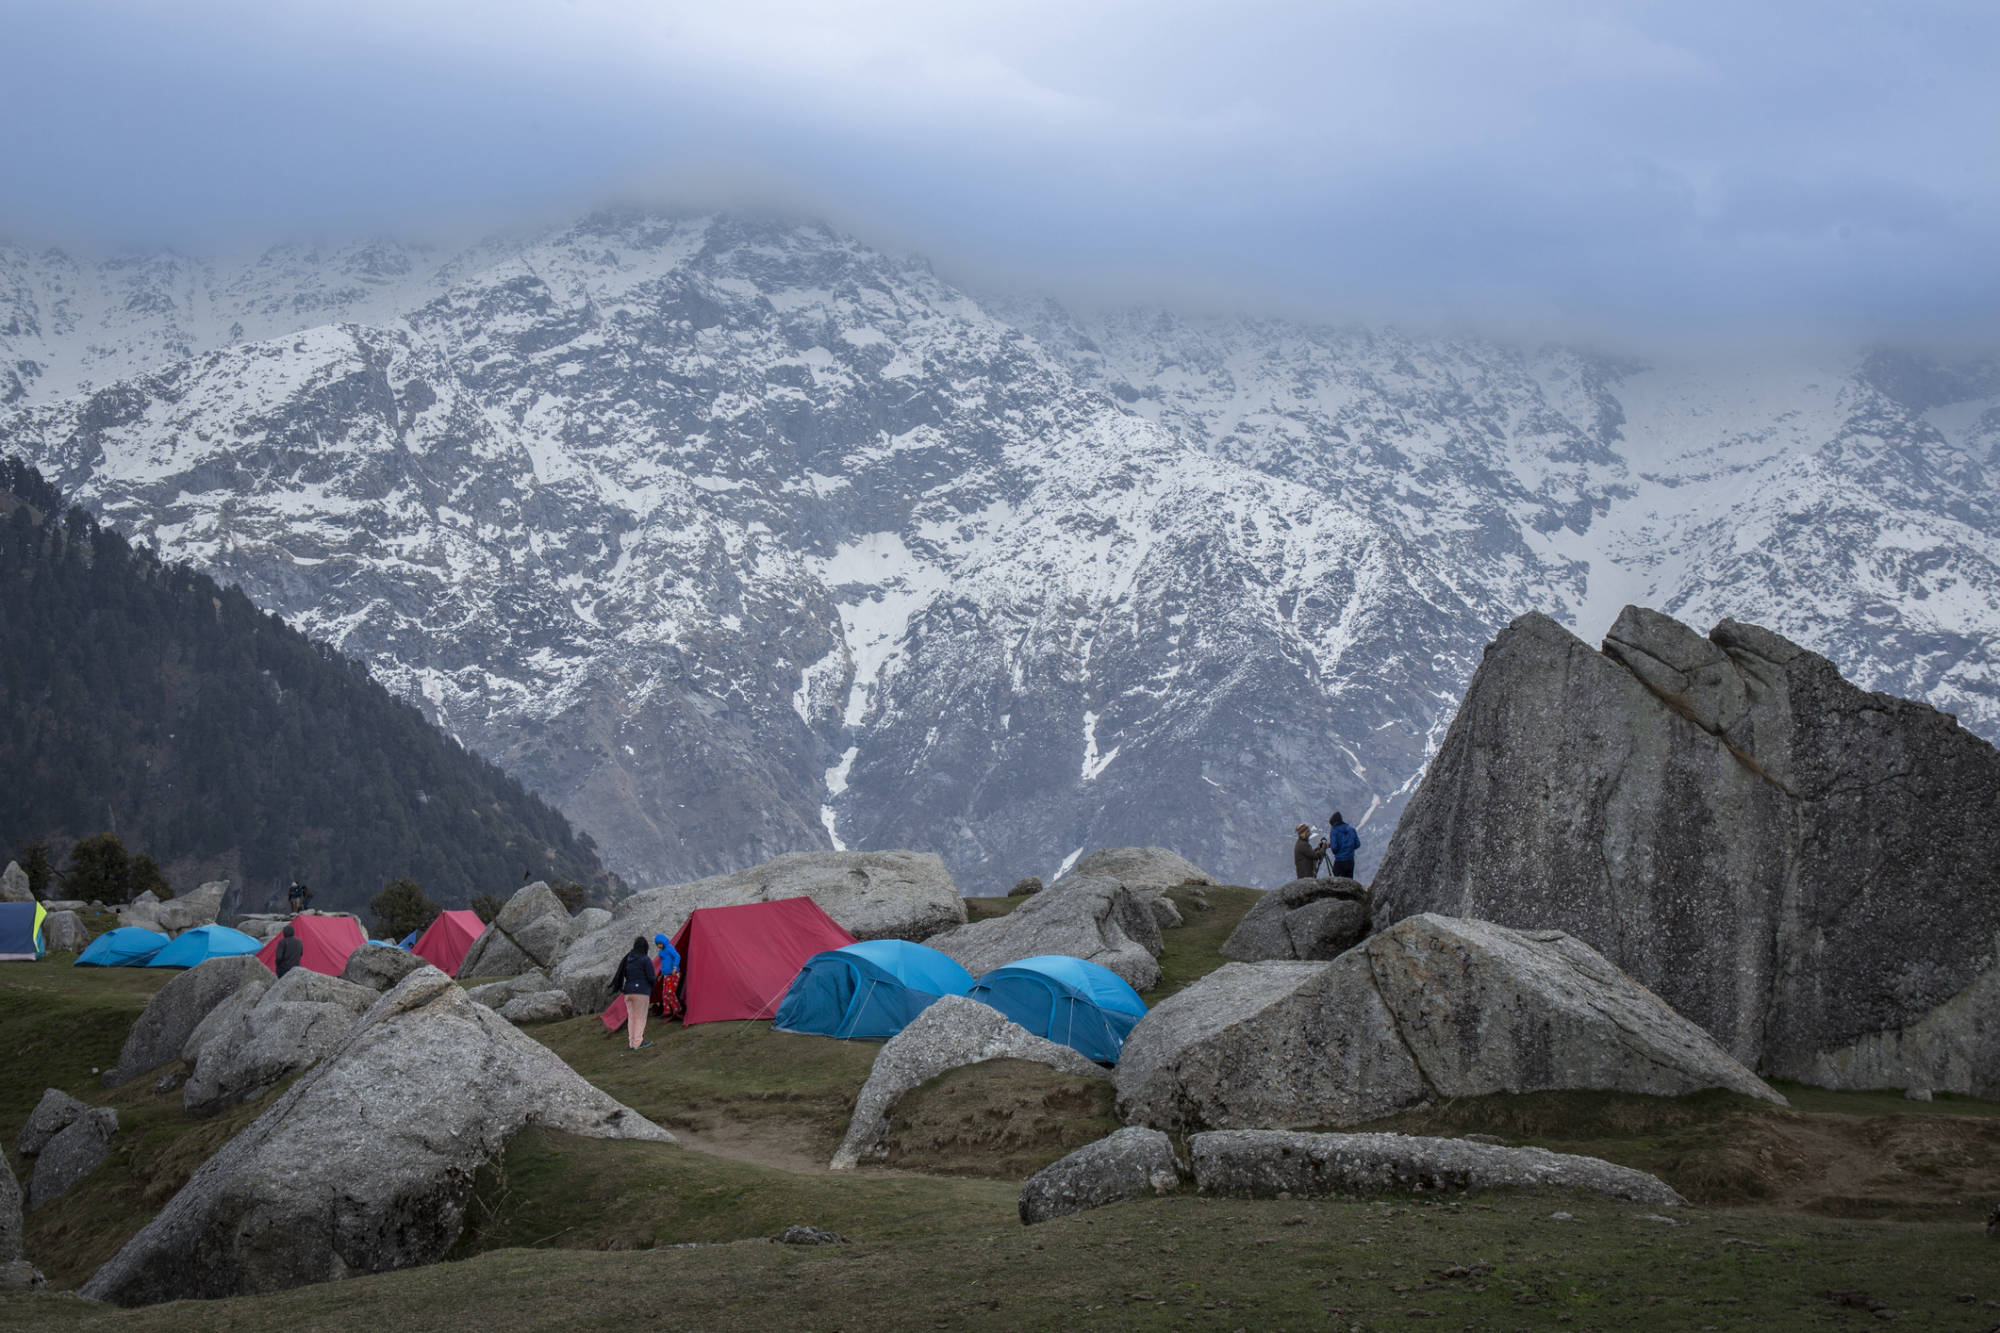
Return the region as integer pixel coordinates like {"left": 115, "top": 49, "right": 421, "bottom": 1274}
{"left": 3, "top": 211, "right": 1996, "bottom": 893}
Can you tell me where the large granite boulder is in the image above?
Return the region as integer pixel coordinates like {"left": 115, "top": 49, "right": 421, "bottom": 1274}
{"left": 116, "top": 891, "right": 165, "bottom": 933}
{"left": 1221, "top": 878, "right": 1369, "bottom": 961}
{"left": 18, "top": 1089, "right": 89, "bottom": 1158}
{"left": 182, "top": 969, "right": 377, "bottom": 1116}
{"left": 27, "top": 1107, "right": 117, "bottom": 1210}
{"left": 458, "top": 881, "right": 576, "bottom": 978}
{"left": 104, "top": 954, "right": 270, "bottom": 1087}
{"left": 1066, "top": 847, "right": 1215, "bottom": 898}
{"left": 1018, "top": 1128, "right": 1186, "bottom": 1224}
{"left": 925, "top": 875, "right": 1163, "bottom": 991}
{"left": 831, "top": 995, "right": 1109, "bottom": 1170}
{"left": 41, "top": 910, "right": 87, "bottom": 955}
{"left": 1116, "top": 913, "right": 1782, "bottom": 1132}
{"left": 231, "top": 915, "right": 290, "bottom": 944}
{"left": 82, "top": 966, "right": 670, "bottom": 1306}
{"left": 1190, "top": 1131, "right": 1685, "bottom": 1207}
{"left": 1371, "top": 607, "right": 2000, "bottom": 1097}
{"left": 156, "top": 881, "right": 229, "bottom": 935}
{"left": 551, "top": 851, "right": 965, "bottom": 1011}
{"left": 340, "top": 943, "right": 427, "bottom": 993}
{"left": 0, "top": 863, "right": 29, "bottom": 903}
{"left": 182, "top": 975, "right": 271, "bottom": 1067}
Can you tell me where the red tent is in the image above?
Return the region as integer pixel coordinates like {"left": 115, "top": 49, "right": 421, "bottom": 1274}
{"left": 256, "top": 913, "right": 366, "bottom": 978}
{"left": 412, "top": 909, "right": 485, "bottom": 977}
{"left": 602, "top": 897, "right": 857, "bottom": 1030}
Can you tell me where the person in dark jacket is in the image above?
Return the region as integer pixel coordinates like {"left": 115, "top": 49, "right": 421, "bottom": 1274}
{"left": 1327, "top": 812, "right": 1360, "bottom": 879}
{"left": 1292, "top": 824, "right": 1321, "bottom": 880}
{"left": 614, "top": 936, "right": 656, "bottom": 1051}
{"left": 274, "top": 924, "right": 305, "bottom": 977}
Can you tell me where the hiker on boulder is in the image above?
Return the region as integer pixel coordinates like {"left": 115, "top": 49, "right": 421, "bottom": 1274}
{"left": 1326, "top": 812, "right": 1360, "bottom": 879}
{"left": 274, "top": 924, "right": 305, "bottom": 977}
{"left": 1293, "top": 824, "right": 1321, "bottom": 880}
{"left": 613, "top": 936, "right": 656, "bottom": 1051}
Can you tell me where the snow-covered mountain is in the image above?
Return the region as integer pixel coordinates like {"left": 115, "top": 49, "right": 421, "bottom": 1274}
{"left": 3, "top": 213, "right": 1995, "bottom": 893}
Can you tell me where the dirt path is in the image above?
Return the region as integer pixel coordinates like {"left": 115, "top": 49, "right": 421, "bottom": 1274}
{"left": 669, "top": 1119, "right": 923, "bottom": 1179}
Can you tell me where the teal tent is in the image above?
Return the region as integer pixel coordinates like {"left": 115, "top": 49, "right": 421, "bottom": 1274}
{"left": 0, "top": 902, "right": 46, "bottom": 961}
{"left": 147, "top": 924, "right": 263, "bottom": 968}
{"left": 967, "top": 955, "right": 1148, "bottom": 1064}
{"left": 773, "top": 939, "right": 975, "bottom": 1040}
{"left": 75, "top": 926, "right": 170, "bottom": 967}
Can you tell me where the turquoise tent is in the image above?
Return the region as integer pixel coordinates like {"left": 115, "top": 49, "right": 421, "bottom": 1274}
{"left": 0, "top": 902, "right": 46, "bottom": 961}
{"left": 967, "top": 955, "right": 1148, "bottom": 1064}
{"left": 773, "top": 939, "right": 975, "bottom": 1040}
{"left": 146, "top": 924, "right": 263, "bottom": 968}
{"left": 75, "top": 927, "right": 170, "bottom": 968}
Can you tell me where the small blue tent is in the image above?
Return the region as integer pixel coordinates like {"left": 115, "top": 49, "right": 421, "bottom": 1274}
{"left": 967, "top": 955, "right": 1148, "bottom": 1064}
{"left": 773, "top": 939, "right": 976, "bottom": 1040}
{"left": 0, "top": 902, "right": 47, "bottom": 961}
{"left": 146, "top": 924, "right": 263, "bottom": 968}
{"left": 74, "top": 927, "right": 170, "bottom": 968}
{"left": 397, "top": 930, "right": 420, "bottom": 951}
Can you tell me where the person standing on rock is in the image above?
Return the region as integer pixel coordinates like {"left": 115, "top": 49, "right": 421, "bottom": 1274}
{"left": 1326, "top": 812, "right": 1360, "bottom": 879}
{"left": 1293, "top": 824, "right": 1321, "bottom": 880}
{"left": 615, "top": 937, "right": 656, "bottom": 1051}
{"left": 274, "top": 924, "right": 304, "bottom": 977}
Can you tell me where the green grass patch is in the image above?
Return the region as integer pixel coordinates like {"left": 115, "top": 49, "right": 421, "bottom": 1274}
{"left": 0, "top": 955, "right": 169, "bottom": 1127}
{"left": 1148, "top": 883, "right": 1258, "bottom": 1001}
{"left": 7, "top": 1186, "right": 1997, "bottom": 1331}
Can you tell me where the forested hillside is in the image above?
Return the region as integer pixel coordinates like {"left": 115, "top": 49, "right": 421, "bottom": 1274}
{"left": 0, "top": 458, "right": 614, "bottom": 912}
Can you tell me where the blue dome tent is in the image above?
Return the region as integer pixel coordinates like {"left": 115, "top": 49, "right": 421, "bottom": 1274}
{"left": 75, "top": 927, "right": 170, "bottom": 968}
{"left": 773, "top": 939, "right": 975, "bottom": 1040}
{"left": 967, "top": 955, "right": 1148, "bottom": 1064}
{"left": 146, "top": 924, "right": 264, "bottom": 968}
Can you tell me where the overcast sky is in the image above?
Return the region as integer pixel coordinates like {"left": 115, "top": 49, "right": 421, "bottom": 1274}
{"left": 5, "top": 0, "right": 1995, "bottom": 338}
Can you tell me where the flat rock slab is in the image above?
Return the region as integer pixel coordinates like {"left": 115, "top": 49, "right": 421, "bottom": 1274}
{"left": 1117, "top": 914, "right": 1782, "bottom": 1132}
{"left": 926, "top": 875, "right": 1162, "bottom": 991}
{"left": 1019, "top": 1127, "right": 1186, "bottom": 1224}
{"left": 1190, "top": 1130, "right": 1686, "bottom": 1208}
{"left": 82, "top": 967, "right": 671, "bottom": 1307}
{"left": 831, "top": 995, "right": 1108, "bottom": 1171}
{"left": 106, "top": 955, "right": 272, "bottom": 1088}
{"left": 552, "top": 851, "right": 965, "bottom": 1011}
{"left": 28, "top": 1108, "right": 117, "bottom": 1211}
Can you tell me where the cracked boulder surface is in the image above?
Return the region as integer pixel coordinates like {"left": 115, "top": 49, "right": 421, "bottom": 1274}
{"left": 1369, "top": 606, "right": 2000, "bottom": 1098}
{"left": 1113, "top": 913, "right": 1779, "bottom": 1133}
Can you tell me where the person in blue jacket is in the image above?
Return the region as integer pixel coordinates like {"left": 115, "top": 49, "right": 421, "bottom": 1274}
{"left": 1326, "top": 812, "right": 1360, "bottom": 879}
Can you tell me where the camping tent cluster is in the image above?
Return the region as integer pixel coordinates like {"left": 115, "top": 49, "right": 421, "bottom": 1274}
{"left": 596, "top": 895, "right": 1150, "bottom": 1063}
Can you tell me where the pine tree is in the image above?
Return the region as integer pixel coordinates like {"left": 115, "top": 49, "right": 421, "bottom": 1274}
{"left": 369, "top": 877, "right": 440, "bottom": 941}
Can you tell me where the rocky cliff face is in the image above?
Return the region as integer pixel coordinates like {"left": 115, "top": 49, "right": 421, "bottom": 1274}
{"left": 3, "top": 214, "right": 1996, "bottom": 896}
{"left": 1370, "top": 606, "right": 2000, "bottom": 1096}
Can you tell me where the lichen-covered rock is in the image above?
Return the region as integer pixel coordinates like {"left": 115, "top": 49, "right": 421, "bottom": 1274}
{"left": 552, "top": 851, "right": 965, "bottom": 1010}
{"left": 1221, "top": 878, "right": 1369, "bottom": 961}
{"left": 1372, "top": 607, "right": 2000, "bottom": 1096}
{"left": 156, "top": 881, "right": 229, "bottom": 935}
{"left": 925, "top": 875, "right": 1162, "bottom": 990}
{"left": 1018, "top": 1128, "right": 1186, "bottom": 1224}
{"left": 105, "top": 955, "right": 272, "bottom": 1088}
{"left": 496, "top": 989, "right": 573, "bottom": 1024}
{"left": 339, "top": 943, "right": 427, "bottom": 993}
{"left": 0, "top": 863, "right": 30, "bottom": 903}
{"left": 831, "top": 995, "right": 1108, "bottom": 1170}
{"left": 1117, "top": 914, "right": 1782, "bottom": 1132}
{"left": 182, "top": 969, "right": 377, "bottom": 1116}
{"left": 18, "top": 1089, "right": 90, "bottom": 1157}
{"left": 41, "top": 910, "right": 88, "bottom": 955}
{"left": 1191, "top": 1130, "right": 1686, "bottom": 1207}
{"left": 27, "top": 1108, "right": 117, "bottom": 1210}
{"left": 81, "top": 967, "right": 670, "bottom": 1306}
